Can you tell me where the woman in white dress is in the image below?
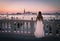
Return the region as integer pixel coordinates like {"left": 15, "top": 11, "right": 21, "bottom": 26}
{"left": 34, "top": 11, "right": 44, "bottom": 38}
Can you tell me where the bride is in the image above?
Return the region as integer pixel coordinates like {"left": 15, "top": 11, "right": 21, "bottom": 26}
{"left": 34, "top": 11, "right": 44, "bottom": 38}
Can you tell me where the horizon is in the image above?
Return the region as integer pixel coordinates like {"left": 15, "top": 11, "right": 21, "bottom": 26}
{"left": 0, "top": 0, "right": 60, "bottom": 14}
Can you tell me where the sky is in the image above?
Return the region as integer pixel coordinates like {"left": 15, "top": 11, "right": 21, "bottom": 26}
{"left": 0, "top": 0, "right": 60, "bottom": 14}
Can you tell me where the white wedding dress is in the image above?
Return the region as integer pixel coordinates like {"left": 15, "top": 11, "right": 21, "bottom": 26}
{"left": 34, "top": 20, "right": 44, "bottom": 38}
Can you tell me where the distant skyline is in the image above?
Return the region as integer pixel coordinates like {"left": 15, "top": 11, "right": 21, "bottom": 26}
{"left": 0, "top": 0, "right": 60, "bottom": 14}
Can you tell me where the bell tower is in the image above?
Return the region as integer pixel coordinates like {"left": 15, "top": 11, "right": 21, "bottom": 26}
{"left": 24, "top": 9, "right": 25, "bottom": 13}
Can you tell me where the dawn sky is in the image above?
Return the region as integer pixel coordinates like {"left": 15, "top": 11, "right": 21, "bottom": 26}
{"left": 0, "top": 0, "right": 60, "bottom": 13}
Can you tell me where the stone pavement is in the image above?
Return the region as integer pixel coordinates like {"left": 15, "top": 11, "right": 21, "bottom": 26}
{"left": 0, "top": 32, "right": 60, "bottom": 41}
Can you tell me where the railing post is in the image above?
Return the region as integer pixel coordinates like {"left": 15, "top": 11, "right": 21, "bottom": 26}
{"left": 52, "top": 20, "right": 56, "bottom": 36}
{"left": 7, "top": 22, "right": 9, "bottom": 32}
{"left": 30, "top": 18, "right": 34, "bottom": 35}
{"left": 4, "top": 22, "right": 5, "bottom": 32}
{"left": 23, "top": 22, "right": 24, "bottom": 34}
{"left": 11, "top": 21, "right": 14, "bottom": 33}
{"left": 24, "top": 22, "right": 27, "bottom": 34}
{"left": 2, "top": 22, "right": 5, "bottom": 32}
{"left": 0, "top": 21, "right": 2, "bottom": 32}
{"left": 26, "top": 22, "right": 28, "bottom": 34}
{"left": 19, "top": 22, "right": 21, "bottom": 33}
{"left": 5, "top": 22, "right": 8, "bottom": 32}
{"left": 15, "top": 22, "right": 17, "bottom": 33}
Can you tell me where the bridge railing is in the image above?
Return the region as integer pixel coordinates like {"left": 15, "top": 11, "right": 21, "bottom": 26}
{"left": 0, "top": 18, "right": 35, "bottom": 35}
{"left": 0, "top": 18, "right": 60, "bottom": 37}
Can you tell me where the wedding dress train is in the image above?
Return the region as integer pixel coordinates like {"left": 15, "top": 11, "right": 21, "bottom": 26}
{"left": 34, "top": 20, "right": 44, "bottom": 38}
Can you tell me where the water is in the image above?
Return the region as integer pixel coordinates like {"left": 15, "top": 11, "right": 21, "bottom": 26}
{"left": 0, "top": 14, "right": 60, "bottom": 20}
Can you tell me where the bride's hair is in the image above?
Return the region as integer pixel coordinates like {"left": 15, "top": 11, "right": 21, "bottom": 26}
{"left": 36, "top": 11, "right": 43, "bottom": 21}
